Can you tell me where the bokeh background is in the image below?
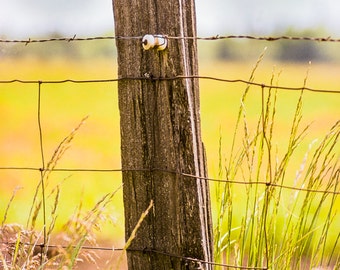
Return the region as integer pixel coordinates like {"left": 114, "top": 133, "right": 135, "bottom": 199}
{"left": 1, "top": 0, "right": 339, "bottom": 268}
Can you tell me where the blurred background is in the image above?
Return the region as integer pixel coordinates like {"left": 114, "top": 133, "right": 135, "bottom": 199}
{"left": 0, "top": 0, "right": 339, "bottom": 268}
{"left": 1, "top": 0, "right": 340, "bottom": 62}
{"left": 1, "top": 0, "right": 340, "bottom": 37}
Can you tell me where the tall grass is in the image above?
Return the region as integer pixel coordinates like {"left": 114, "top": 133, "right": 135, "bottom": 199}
{"left": 214, "top": 55, "right": 339, "bottom": 269}
{"left": 0, "top": 117, "right": 122, "bottom": 269}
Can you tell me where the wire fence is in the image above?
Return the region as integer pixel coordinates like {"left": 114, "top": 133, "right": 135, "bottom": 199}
{"left": 0, "top": 34, "right": 339, "bottom": 269}
{"left": 2, "top": 34, "right": 340, "bottom": 44}
{"left": 0, "top": 77, "right": 340, "bottom": 93}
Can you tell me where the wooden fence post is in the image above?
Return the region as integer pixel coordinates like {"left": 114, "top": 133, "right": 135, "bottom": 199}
{"left": 112, "top": 0, "right": 213, "bottom": 269}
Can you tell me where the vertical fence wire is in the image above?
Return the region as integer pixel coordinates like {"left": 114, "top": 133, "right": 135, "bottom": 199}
{"left": 37, "top": 81, "right": 48, "bottom": 265}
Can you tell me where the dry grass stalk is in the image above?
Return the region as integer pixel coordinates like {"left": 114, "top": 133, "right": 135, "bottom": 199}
{"left": 114, "top": 200, "right": 154, "bottom": 270}
{"left": 0, "top": 116, "right": 122, "bottom": 269}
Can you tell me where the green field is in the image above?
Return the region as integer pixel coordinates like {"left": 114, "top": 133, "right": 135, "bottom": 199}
{"left": 0, "top": 56, "right": 339, "bottom": 267}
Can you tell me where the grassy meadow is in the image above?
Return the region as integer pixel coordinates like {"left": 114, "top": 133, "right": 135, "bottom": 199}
{"left": 0, "top": 53, "right": 339, "bottom": 268}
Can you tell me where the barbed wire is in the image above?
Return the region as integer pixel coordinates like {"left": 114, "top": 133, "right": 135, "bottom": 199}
{"left": 0, "top": 76, "right": 339, "bottom": 94}
{"left": 1, "top": 34, "right": 340, "bottom": 44}
{"left": 0, "top": 166, "right": 338, "bottom": 195}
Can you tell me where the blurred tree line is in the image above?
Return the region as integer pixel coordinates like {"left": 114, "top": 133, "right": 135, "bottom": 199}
{"left": 1, "top": 28, "right": 339, "bottom": 62}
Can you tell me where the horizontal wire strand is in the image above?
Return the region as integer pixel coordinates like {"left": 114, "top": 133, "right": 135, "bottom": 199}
{"left": 0, "top": 76, "right": 339, "bottom": 94}
{"left": 0, "top": 166, "right": 338, "bottom": 195}
{"left": 137, "top": 248, "right": 268, "bottom": 269}
{"left": 1, "top": 34, "right": 340, "bottom": 43}
{"left": 0, "top": 241, "right": 267, "bottom": 269}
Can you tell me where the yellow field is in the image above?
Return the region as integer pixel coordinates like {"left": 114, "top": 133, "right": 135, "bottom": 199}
{"left": 0, "top": 57, "right": 339, "bottom": 249}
